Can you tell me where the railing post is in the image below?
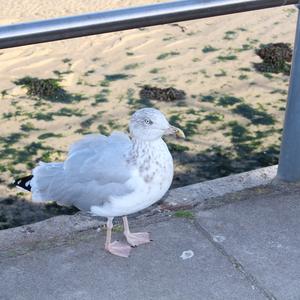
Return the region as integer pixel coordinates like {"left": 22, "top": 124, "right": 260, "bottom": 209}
{"left": 277, "top": 5, "right": 300, "bottom": 181}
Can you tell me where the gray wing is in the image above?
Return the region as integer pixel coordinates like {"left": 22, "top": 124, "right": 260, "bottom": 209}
{"left": 41, "top": 132, "right": 135, "bottom": 211}
{"left": 65, "top": 131, "right": 132, "bottom": 185}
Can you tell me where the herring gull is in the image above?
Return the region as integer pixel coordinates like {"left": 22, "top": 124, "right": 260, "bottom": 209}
{"left": 15, "top": 108, "right": 185, "bottom": 257}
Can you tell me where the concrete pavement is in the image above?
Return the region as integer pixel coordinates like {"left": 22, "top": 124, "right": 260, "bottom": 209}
{"left": 1, "top": 167, "right": 300, "bottom": 300}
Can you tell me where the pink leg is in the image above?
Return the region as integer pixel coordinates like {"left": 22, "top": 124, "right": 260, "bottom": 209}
{"left": 123, "top": 216, "right": 151, "bottom": 247}
{"left": 105, "top": 217, "right": 131, "bottom": 257}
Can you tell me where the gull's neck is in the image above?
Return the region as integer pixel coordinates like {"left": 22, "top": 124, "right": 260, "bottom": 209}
{"left": 131, "top": 137, "right": 165, "bottom": 152}
{"left": 127, "top": 137, "right": 167, "bottom": 165}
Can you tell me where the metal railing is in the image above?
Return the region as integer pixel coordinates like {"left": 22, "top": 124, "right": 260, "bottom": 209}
{"left": 0, "top": 0, "right": 299, "bottom": 181}
{"left": 0, "top": 0, "right": 298, "bottom": 49}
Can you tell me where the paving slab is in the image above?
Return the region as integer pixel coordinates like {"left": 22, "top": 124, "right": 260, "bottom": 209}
{"left": 196, "top": 184, "right": 300, "bottom": 300}
{"left": 0, "top": 218, "right": 264, "bottom": 300}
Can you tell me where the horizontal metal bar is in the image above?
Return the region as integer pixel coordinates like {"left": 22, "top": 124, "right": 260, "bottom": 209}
{"left": 0, "top": 0, "right": 299, "bottom": 49}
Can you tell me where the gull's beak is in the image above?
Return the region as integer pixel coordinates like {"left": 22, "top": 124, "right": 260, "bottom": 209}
{"left": 164, "top": 126, "right": 185, "bottom": 139}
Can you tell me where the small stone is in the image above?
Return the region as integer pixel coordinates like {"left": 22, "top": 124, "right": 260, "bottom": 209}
{"left": 180, "top": 250, "right": 194, "bottom": 260}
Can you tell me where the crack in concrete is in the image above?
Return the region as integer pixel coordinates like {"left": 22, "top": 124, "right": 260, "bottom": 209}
{"left": 193, "top": 220, "right": 278, "bottom": 300}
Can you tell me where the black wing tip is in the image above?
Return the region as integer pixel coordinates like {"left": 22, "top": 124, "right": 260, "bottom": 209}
{"left": 14, "top": 175, "right": 33, "bottom": 192}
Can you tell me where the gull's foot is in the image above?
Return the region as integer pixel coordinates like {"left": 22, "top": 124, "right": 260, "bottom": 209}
{"left": 125, "top": 232, "right": 151, "bottom": 247}
{"left": 105, "top": 241, "right": 132, "bottom": 257}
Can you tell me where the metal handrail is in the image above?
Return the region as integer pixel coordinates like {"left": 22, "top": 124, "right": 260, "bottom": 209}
{"left": 0, "top": 0, "right": 299, "bottom": 49}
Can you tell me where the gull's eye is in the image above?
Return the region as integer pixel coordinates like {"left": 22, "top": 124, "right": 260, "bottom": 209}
{"left": 144, "top": 118, "right": 153, "bottom": 125}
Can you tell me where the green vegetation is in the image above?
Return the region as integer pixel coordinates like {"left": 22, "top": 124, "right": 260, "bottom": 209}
{"left": 62, "top": 58, "right": 72, "bottom": 64}
{"left": 214, "top": 69, "right": 227, "bottom": 77}
{"left": 200, "top": 95, "right": 216, "bottom": 103}
{"left": 218, "top": 95, "right": 242, "bottom": 107}
{"left": 232, "top": 103, "right": 275, "bottom": 125}
{"left": 236, "top": 44, "right": 253, "bottom": 52}
{"left": 1, "top": 90, "right": 8, "bottom": 97}
{"left": 112, "top": 224, "right": 124, "bottom": 232}
{"left": 127, "top": 88, "right": 153, "bottom": 111}
{"left": 238, "top": 67, "right": 251, "bottom": 72}
{"left": 94, "top": 89, "right": 110, "bottom": 105}
{"left": 203, "top": 112, "right": 224, "bottom": 124}
{"left": 167, "top": 143, "right": 189, "bottom": 153}
{"left": 254, "top": 43, "right": 292, "bottom": 75}
{"left": 84, "top": 69, "right": 96, "bottom": 76}
{"left": 239, "top": 74, "right": 249, "bottom": 80}
{"left": 149, "top": 68, "right": 162, "bottom": 74}
{"left": 270, "top": 88, "right": 287, "bottom": 95}
{"left": 217, "top": 55, "right": 238, "bottom": 61}
{"left": 202, "top": 45, "right": 218, "bottom": 53}
{"left": 100, "top": 79, "right": 110, "bottom": 87}
{"left": 223, "top": 30, "right": 237, "bottom": 40}
{"left": 53, "top": 70, "right": 73, "bottom": 77}
{"left": 105, "top": 74, "right": 133, "bottom": 81}
{"left": 157, "top": 51, "right": 180, "bottom": 60}
{"left": 174, "top": 210, "right": 194, "bottom": 219}
{"left": 97, "top": 124, "right": 110, "bottom": 136}
{"left": 38, "top": 133, "right": 63, "bottom": 140}
{"left": 124, "top": 63, "right": 142, "bottom": 70}
{"left": 20, "top": 122, "right": 37, "bottom": 132}
{"left": 14, "top": 76, "right": 84, "bottom": 103}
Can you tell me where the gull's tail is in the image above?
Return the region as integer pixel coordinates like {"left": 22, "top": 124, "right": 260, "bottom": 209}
{"left": 14, "top": 162, "right": 65, "bottom": 203}
{"left": 14, "top": 175, "right": 33, "bottom": 192}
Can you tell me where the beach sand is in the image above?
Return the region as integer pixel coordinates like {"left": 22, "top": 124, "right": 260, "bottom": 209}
{"left": 0, "top": 1, "right": 297, "bottom": 226}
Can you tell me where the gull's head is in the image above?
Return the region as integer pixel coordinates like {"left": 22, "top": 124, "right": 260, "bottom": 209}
{"left": 129, "top": 108, "right": 185, "bottom": 141}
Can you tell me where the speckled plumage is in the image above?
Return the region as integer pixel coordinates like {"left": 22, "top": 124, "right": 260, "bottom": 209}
{"left": 19, "top": 108, "right": 184, "bottom": 257}
{"left": 29, "top": 108, "right": 176, "bottom": 217}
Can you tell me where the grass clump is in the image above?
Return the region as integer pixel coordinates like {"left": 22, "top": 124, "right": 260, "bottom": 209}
{"left": 167, "top": 143, "right": 189, "bottom": 153}
{"left": 20, "top": 122, "right": 37, "bottom": 132}
{"left": 200, "top": 95, "right": 215, "bottom": 103}
{"left": 217, "top": 55, "right": 238, "bottom": 61}
{"left": 254, "top": 43, "right": 292, "bottom": 75}
{"left": 218, "top": 96, "right": 242, "bottom": 107}
{"left": 139, "top": 86, "right": 186, "bottom": 102}
{"left": 124, "top": 63, "right": 141, "bottom": 70}
{"left": 202, "top": 45, "right": 218, "bottom": 53}
{"left": 14, "top": 76, "right": 84, "bottom": 103}
{"left": 94, "top": 89, "right": 110, "bottom": 104}
{"left": 157, "top": 51, "right": 180, "bottom": 60}
{"left": 174, "top": 210, "right": 194, "bottom": 219}
{"left": 239, "top": 74, "right": 249, "bottom": 80}
{"left": 214, "top": 69, "right": 227, "bottom": 77}
{"left": 149, "top": 68, "right": 162, "bottom": 74}
{"left": 97, "top": 124, "right": 110, "bottom": 136}
{"left": 105, "top": 74, "right": 132, "bottom": 81}
{"left": 38, "top": 133, "right": 63, "bottom": 140}
{"left": 204, "top": 112, "right": 224, "bottom": 124}
{"left": 232, "top": 103, "right": 275, "bottom": 125}
{"left": 238, "top": 67, "right": 251, "bottom": 72}
{"left": 224, "top": 31, "right": 237, "bottom": 40}
{"left": 55, "top": 108, "right": 84, "bottom": 117}
{"left": 1, "top": 90, "right": 8, "bottom": 97}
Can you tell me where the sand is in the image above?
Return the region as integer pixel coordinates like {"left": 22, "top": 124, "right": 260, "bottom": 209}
{"left": 0, "top": 1, "right": 297, "bottom": 202}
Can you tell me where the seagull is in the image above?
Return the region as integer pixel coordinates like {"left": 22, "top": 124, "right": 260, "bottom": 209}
{"left": 15, "top": 108, "right": 185, "bottom": 257}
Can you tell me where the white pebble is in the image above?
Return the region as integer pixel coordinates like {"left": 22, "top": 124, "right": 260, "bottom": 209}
{"left": 213, "top": 235, "right": 226, "bottom": 243}
{"left": 180, "top": 250, "right": 194, "bottom": 260}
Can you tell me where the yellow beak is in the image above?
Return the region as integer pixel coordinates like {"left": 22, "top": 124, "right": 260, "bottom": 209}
{"left": 165, "top": 126, "right": 185, "bottom": 139}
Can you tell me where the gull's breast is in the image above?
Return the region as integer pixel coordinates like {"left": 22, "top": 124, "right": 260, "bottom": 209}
{"left": 93, "top": 141, "right": 174, "bottom": 217}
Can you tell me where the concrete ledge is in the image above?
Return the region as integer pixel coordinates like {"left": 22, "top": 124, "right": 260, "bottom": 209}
{"left": 164, "top": 165, "right": 278, "bottom": 208}
{"left": 0, "top": 165, "right": 278, "bottom": 256}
